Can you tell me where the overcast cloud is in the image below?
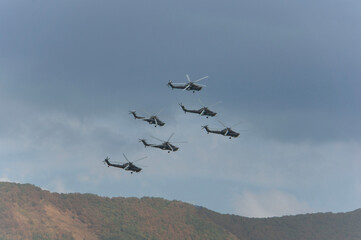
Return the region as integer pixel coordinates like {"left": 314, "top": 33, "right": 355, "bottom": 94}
{"left": 0, "top": 0, "right": 360, "bottom": 216}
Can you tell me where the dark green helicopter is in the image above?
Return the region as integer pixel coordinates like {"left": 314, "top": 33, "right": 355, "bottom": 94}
{"left": 179, "top": 100, "right": 221, "bottom": 118}
{"left": 202, "top": 121, "right": 243, "bottom": 139}
{"left": 139, "top": 133, "right": 186, "bottom": 153}
{"left": 103, "top": 154, "right": 147, "bottom": 174}
{"left": 129, "top": 110, "right": 165, "bottom": 127}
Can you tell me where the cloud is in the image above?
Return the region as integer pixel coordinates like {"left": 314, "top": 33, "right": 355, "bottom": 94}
{"left": 46, "top": 179, "right": 69, "bottom": 194}
{"left": 0, "top": 0, "right": 361, "bottom": 216}
{"left": 0, "top": 98, "right": 360, "bottom": 215}
{"left": 0, "top": 175, "right": 13, "bottom": 183}
{"left": 234, "top": 190, "right": 312, "bottom": 218}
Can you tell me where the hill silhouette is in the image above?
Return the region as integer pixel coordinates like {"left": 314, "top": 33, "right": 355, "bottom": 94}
{"left": 0, "top": 182, "right": 360, "bottom": 240}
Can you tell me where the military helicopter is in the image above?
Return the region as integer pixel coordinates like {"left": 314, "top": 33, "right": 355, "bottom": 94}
{"left": 179, "top": 100, "right": 221, "bottom": 118}
{"left": 103, "top": 154, "right": 147, "bottom": 174}
{"left": 202, "top": 120, "right": 242, "bottom": 139}
{"left": 129, "top": 110, "right": 165, "bottom": 127}
{"left": 139, "top": 133, "right": 186, "bottom": 153}
{"left": 168, "top": 74, "right": 208, "bottom": 93}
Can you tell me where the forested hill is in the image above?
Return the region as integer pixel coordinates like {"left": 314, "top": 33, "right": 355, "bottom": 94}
{"left": 0, "top": 182, "right": 360, "bottom": 240}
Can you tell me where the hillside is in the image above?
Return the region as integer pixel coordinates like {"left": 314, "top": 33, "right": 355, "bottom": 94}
{"left": 0, "top": 182, "right": 360, "bottom": 240}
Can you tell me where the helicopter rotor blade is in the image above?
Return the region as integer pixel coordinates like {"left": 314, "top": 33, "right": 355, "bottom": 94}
{"left": 137, "top": 164, "right": 148, "bottom": 168}
{"left": 123, "top": 154, "right": 131, "bottom": 163}
{"left": 170, "top": 141, "right": 187, "bottom": 144}
{"left": 209, "top": 101, "right": 222, "bottom": 108}
{"left": 196, "top": 84, "right": 207, "bottom": 87}
{"left": 186, "top": 74, "right": 191, "bottom": 82}
{"left": 224, "top": 129, "right": 229, "bottom": 136}
{"left": 167, "top": 143, "right": 174, "bottom": 152}
{"left": 141, "top": 109, "right": 151, "bottom": 116}
{"left": 156, "top": 108, "right": 164, "bottom": 116}
{"left": 198, "top": 99, "right": 205, "bottom": 107}
{"left": 167, "top": 132, "right": 175, "bottom": 142}
{"left": 183, "top": 84, "right": 190, "bottom": 91}
{"left": 218, "top": 120, "right": 227, "bottom": 128}
{"left": 231, "top": 121, "right": 243, "bottom": 128}
{"left": 151, "top": 135, "right": 164, "bottom": 142}
{"left": 133, "top": 156, "right": 148, "bottom": 163}
{"left": 194, "top": 76, "right": 208, "bottom": 83}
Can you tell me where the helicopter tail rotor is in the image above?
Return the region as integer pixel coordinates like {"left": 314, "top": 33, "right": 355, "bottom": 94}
{"left": 139, "top": 139, "right": 150, "bottom": 147}
{"left": 129, "top": 111, "right": 137, "bottom": 119}
{"left": 167, "top": 80, "right": 174, "bottom": 89}
{"left": 179, "top": 103, "right": 186, "bottom": 113}
{"left": 201, "top": 125, "right": 210, "bottom": 133}
{"left": 103, "top": 157, "right": 110, "bottom": 165}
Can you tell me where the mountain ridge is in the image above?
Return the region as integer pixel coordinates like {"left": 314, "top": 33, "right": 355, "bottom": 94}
{"left": 0, "top": 182, "right": 360, "bottom": 240}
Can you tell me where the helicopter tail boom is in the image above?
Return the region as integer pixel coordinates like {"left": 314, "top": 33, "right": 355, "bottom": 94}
{"left": 167, "top": 81, "right": 175, "bottom": 89}
{"left": 168, "top": 81, "right": 187, "bottom": 90}
{"left": 179, "top": 103, "right": 187, "bottom": 113}
{"left": 179, "top": 103, "right": 202, "bottom": 114}
{"left": 129, "top": 111, "right": 144, "bottom": 119}
{"left": 139, "top": 139, "right": 151, "bottom": 147}
{"left": 201, "top": 125, "right": 210, "bottom": 133}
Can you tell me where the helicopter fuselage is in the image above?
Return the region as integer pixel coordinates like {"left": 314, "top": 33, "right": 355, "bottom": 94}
{"left": 130, "top": 111, "right": 165, "bottom": 127}
{"left": 168, "top": 81, "right": 203, "bottom": 92}
{"left": 139, "top": 139, "right": 179, "bottom": 152}
{"left": 154, "top": 142, "right": 179, "bottom": 152}
{"left": 143, "top": 116, "right": 165, "bottom": 126}
{"left": 104, "top": 159, "right": 142, "bottom": 173}
{"left": 202, "top": 126, "right": 240, "bottom": 138}
{"left": 180, "top": 104, "right": 217, "bottom": 117}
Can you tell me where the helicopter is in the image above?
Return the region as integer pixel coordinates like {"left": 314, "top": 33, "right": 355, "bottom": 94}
{"left": 129, "top": 110, "right": 165, "bottom": 127}
{"left": 139, "top": 133, "right": 186, "bottom": 153}
{"left": 103, "top": 154, "right": 147, "bottom": 174}
{"left": 202, "top": 120, "right": 242, "bottom": 139}
{"left": 179, "top": 100, "right": 221, "bottom": 118}
{"left": 168, "top": 74, "right": 208, "bottom": 93}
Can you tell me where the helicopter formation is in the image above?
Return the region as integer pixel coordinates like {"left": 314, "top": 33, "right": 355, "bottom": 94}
{"left": 103, "top": 74, "right": 242, "bottom": 173}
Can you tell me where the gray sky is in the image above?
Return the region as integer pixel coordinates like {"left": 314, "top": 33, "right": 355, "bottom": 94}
{"left": 0, "top": 0, "right": 360, "bottom": 217}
